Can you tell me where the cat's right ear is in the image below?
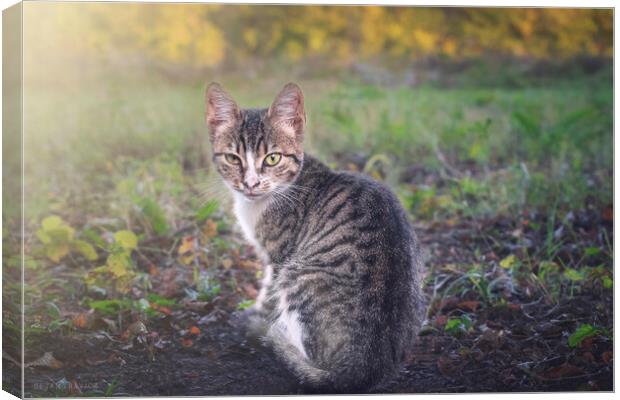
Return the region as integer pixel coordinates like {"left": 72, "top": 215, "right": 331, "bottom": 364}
{"left": 205, "top": 83, "right": 240, "bottom": 140}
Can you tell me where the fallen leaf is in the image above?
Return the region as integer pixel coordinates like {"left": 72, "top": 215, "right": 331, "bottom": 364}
{"left": 72, "top": 310, "right": 94, "bottom": 329}
{"left": 156, "top": 305, "right": 172, "bottom": 315}
{"left": 178, "top": 236, "right": 195, "bottom": 255}
{"left": 203, "top": 219, "right": 218, "bottom": 239}
{"left": 189, "top": 326, "right": 200, "bottom": 336}
{"left": 238, "top": 259, "right": 261, "bottom": 270}
{"left": 542, "top": 363, "right": 583, "bottom": 379}
{"left": 473, "top": 329, "right": 505, "bottom": 352}
{"left": 183, "top": 300, "right": 210, "bottom": 312}
{"left": 602, "top": 351, "right": 612, "bottom": 364}
{"left": 124, "top": 321, "right": 148, "bottom": 343}
{"left": 114, "top": 230, "right": 138, "bottom": 250}
{"left": 457, "top": 300, "right": 481, "bottom": 312}
{"left": 181, "top": 338, "right": 193, "bottom": 347}
{"left": 221, "top": 258, "right": 233, "bottom": 270}
{"left": 434, "top": 315, "right": 448, "bottom": 328}
{"left": 602, "top": 206, "right": 613, "bottom": 222}
{"left": 244, "top": 283, "right": 258, "bottom": 299}
{"left": 149, "top": 264, "right": 160, "bottom": 277}
{"left": 436, "top": 296, "right": 459, "bottom": 313}
{"left": 26, "top": 352, "right": 63, "bottom": 369}
{"left": 500, "top": 254, "right": 517, "bottom": 269}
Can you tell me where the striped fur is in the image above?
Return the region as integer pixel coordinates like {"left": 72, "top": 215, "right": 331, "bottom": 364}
{"left": 206, "top": 83, "right": 426, "bottom": 392}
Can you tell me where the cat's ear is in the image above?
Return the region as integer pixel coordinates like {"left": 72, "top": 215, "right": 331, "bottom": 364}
{"left": 267, "top": 83, "right": 306, "bottom": 138}
{"left": 205, "top": 83, "right": 240, "bottom": 139}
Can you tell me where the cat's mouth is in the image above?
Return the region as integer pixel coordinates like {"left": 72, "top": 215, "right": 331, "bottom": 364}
{"left": 244, "top": 192, "right": 263, "bottom": 200}
{"left": 240, "top": 190, "right": 268, "bottom": 201}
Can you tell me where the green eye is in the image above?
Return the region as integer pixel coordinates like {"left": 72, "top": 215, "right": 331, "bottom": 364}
{"left": 264, "top": 153, "right": 282, "bottom": 166}
{"left": 225, "top": 154, "right": 241, "bottom": 165}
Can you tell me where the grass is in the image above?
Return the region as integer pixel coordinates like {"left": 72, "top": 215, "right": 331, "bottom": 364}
{"left": 19, "top": 65, "right": 612, "bottom": 225}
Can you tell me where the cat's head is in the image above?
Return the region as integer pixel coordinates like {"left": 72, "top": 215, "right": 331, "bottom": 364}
{"left": 205, "top": 82, "right": 306, "bottom": 201}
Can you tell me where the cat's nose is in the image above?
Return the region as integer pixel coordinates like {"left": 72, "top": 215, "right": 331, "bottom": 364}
{"left": 243, "top": 178, "right": 260, "bottom": 190}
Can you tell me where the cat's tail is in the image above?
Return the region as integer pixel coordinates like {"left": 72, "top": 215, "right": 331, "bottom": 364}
{"left": 265, "top": 327, "right": 331, "bottom": 388}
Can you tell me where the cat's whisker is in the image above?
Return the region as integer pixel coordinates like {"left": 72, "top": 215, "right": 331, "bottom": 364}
{"left": 272, "top": 187, "right": 303, "bottom": 208}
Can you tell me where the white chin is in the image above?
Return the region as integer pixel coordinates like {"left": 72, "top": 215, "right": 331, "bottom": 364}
{"left": 244, "top": 194, "right": 265, "bottom": 202}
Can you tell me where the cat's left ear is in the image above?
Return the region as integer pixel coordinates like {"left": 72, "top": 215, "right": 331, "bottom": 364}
{"left": 268, "top": 83, "right": 306, "bottom": 139}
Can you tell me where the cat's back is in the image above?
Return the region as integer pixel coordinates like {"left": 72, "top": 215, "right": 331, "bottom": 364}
{"left": 296, "top": 155, "right": 418, "bottom": 263}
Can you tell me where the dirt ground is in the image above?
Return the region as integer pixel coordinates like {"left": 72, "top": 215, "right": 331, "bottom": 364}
{"left": 5, "top": 212, "right": 612, "bottom": 397}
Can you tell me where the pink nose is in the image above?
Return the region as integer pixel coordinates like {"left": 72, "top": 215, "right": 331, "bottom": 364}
{"left": 243, "top": 177, "right": 259, "bottom": 189}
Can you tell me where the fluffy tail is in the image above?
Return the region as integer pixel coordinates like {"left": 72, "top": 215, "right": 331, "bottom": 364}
{"left": 266, "top": 327, "right": 331, "bottom": 388}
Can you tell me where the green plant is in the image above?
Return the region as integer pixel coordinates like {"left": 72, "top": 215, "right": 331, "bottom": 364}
{"left": 237, "top": 299, "right": 256, "bottom": 311}
{"left": 36, "top": 216, "right": 98, "bottom": 262}
{"left": 84, "top": 230, "right": 138, "bottom": 295}
{"left": 444, "top": 314, "right": 473, "bottom": 336}
{"left": 568, "top": 324, "right": 601, "bottom": 348}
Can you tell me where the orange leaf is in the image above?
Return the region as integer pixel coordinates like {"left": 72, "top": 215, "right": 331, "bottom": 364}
{"left": 73, "top": 311, "right": 93, "bottom": 329}
{"left": 602, "top": 206, "right": 613, "bottom": 222}
{"left": 457, "top": 300, "right": 481, "bottom": 312}
{"left": 203, "top": 219, "right": 218, "bottom": 239}
{"left": 542, "top": 363, "right": 583, "bottom": 379}
{"left": 178, "top": 236, "right": 195, "bottom": 256}
{"left": 189, "top": 326, "right": 200, "bottom": 335}
{"left": 149, "top": 264, "right": 160, "bottom": 277}
{"left": 434, "top": 315, "right": 448, "bottom": 328}
{"left": 158, "top": 306, "right": 172, "bottom": 316}
{"left": 221, "top": 258, "right": 233, "bottom": 270}
{"left": 238, "top": 259, "right": 261, "bottom": 270}
{"left": 602, "top": 351, "right": 613, "bottom": 364}
{"left": 244, "top": 283, "right": 258, "bottom": 299}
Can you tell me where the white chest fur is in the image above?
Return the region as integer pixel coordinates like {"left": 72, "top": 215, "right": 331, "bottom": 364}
{"left": 232, "top": 192, "right": 270, "bottom": 262}
{"left": 232, "top": 193, "right": 307, "bottom": 359}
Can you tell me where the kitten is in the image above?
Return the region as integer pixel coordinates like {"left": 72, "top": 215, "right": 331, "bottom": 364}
{"left": 205, "top": 82, "right": 426, "bottom": 392}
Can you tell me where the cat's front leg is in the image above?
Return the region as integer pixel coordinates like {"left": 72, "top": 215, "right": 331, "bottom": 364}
{"left": 254, "top": 264, "right": 274, "bottom": 312}
{"left": 239, "top": 264, "right": 275, "bottom": 338}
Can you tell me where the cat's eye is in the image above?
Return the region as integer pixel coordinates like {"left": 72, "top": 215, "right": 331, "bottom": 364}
{"left": 264, "top": 153, "right": 282, "bottom": 167}
{"left": 225, "top": 154, "right": 241, "bottom": 165}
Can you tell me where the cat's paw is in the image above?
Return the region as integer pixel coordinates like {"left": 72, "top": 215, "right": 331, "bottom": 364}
{"left": 231, "top": 307, "right": 269, "bottom": 338}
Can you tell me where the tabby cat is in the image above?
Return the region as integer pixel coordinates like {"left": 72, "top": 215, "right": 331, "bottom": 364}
{"left": 205, "top": 82, "right": 425, "bottom": 392}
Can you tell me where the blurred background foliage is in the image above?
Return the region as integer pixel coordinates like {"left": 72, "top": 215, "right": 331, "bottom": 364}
{"left": 24, "top": 4, "right": 612, "bottom": 82}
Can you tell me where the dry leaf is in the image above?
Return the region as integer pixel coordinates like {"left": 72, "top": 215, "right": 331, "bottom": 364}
{"left": 221, "top": 258, "right": 233, "bottom": 270}
{"left": 26, "top": 352, "right": 63, "bottom": 369}
{"left": 203, "top": 219, "right": 218, "bottom": 239}
{"left": 189, "top": 326, "right": 200, "bottom": 336}
{"left": 542, "top": 363, "right": 583, "bottom": 379}
{"left": 457, "top": 300, "right": 481, "bottom": 312}
{"left": 149, "top": 264, "right": 160, "bottom": 277}
{"left": 72, "top": 310, "right": 94, "bottom": 329}
{"left": 434, "top": 315, "right": 448, "bottom": 328}
{"left": 602, "top": 206, "right": 613, "bottom": 222}
{"left": 244, "top": 283, "right": 258, "bottom": 299}
{"left": 238, "top": 259, "right": 261, "bottom": 270}
{"left": 178, "top": 236, "right": 194, "bottom": 255}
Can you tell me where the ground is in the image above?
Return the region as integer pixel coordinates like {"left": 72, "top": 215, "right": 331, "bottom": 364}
{"left": 2, "top": 63, "right": 613, "bottom": 396}
{"left": 5, "top": 209, "right": 613, "bottom": 395}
